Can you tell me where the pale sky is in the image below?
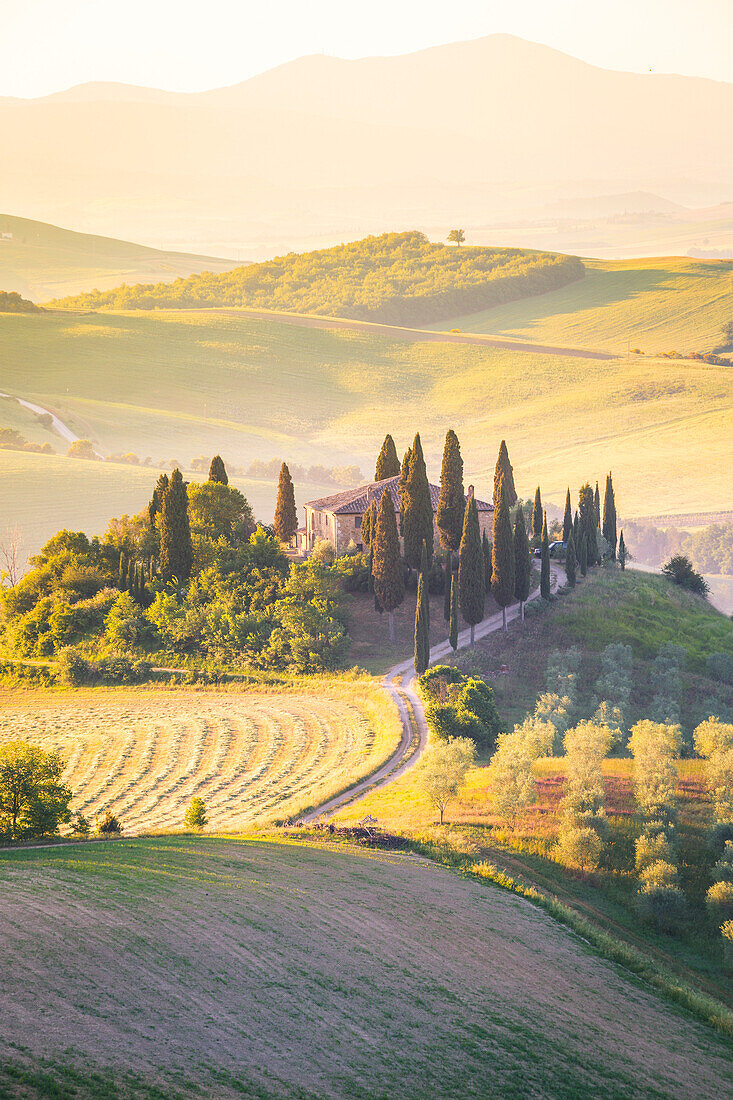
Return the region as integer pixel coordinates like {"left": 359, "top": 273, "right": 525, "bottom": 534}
{"left": 2, "top": 0, "right": 732, "bottom": 98}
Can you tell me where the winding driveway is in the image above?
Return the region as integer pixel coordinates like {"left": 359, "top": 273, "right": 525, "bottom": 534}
{"left": 0, "top": 392, "right": 104, "bottom": 457}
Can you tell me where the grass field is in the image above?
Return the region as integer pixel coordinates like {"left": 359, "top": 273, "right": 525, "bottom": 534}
{"left": 431, "top": 257, "right": 733, "bottom": 355}
{"left": 0, "top": 683, "right": 402, "bottom": 831}
{"left": 0, "top": 835, "right": 731, "bottom": 1099}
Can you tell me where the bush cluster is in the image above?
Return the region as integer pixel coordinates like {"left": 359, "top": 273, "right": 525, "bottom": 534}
{"left": 419, "top": 666, "right": 504, "bottom": 751}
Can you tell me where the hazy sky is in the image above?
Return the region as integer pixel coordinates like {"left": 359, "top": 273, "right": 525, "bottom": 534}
{"left": 3, "top": 0, "right": 732, "bottom": 97}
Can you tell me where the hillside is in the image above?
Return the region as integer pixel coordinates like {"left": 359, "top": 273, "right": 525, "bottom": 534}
{"left": 1, "top": 35, "right": 731, "bottom": 256}
{"left": 53, "top": 232, "right": 585, "bottom": 325}
{"left": 1, "top": 837, "right": 731, "bottom": 1099}
{"left": 0, "top": 213, "right": 236, "bottom": 301}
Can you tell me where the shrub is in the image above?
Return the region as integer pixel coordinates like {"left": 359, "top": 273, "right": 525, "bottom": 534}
{"left": 555, "top": 825, "right": 603, "bottom": 875}
{"left": 638, "top": 860, "right": 678, "bottom": 890}
{"left": 636, "top": 885, "right": 687, "bottom": 932}
{"left": 709, "top": 822, "right": 733, "bottom": 858}
{"left": 635, "top": 832, "right": 673, "bottom": 872}
{"left": 98, "top": 656, "right": 152, "bottom": 685}
{"left": 661, "top": 555, "right": 709, "bottom": 597}
{"left": 70, "top": 812, "right": 91, "bottom": 837}
{"left": 184, "top": 796, "right": 208, "bottom": 831}
{"left": 310, "top": 539, "right": 335, "bottom": 566}
{"left": 56, "top": 646, "right": 91, "bottom": 686}
{"left": 707, "top": 653, "right": 733, "bottom": 685}
{"left": 706, "top": 881, "right": 733, "bottom": 924}
{"left": 96, "top": 810, "right": 122, "bottom": 835}
{"left": 712, "top": 842, "right": 733, "bottom": 884}
{"left": 105, "top": 592, "right": 151, "bottom": 647}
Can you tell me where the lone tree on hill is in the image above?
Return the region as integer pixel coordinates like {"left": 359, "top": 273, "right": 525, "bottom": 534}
{"left": 402, "top": 433, "right": 434, "bottom": 570}
{"left": 514, "top": 507, "right": 532, "bottom": 620}
{"left": 372, "top": 488, "right": 405, "bottom": 642}
{"left": 618, "top": 530, "right": 627, "bottom": 571}
{"left": 148, "top": 472, "right": 169, "bottom": 528}
{"left": 491, "top": 480, "right": 515, "bottom": 631}
{"left": 398, "top": 446, "right": 412, "bottom": 534}
{"left": 562, "top": 489, "right": 573, "bottom": 544}
{"left": 208, "top": 455, "right": 228, "bottom": 485}
{"left": 436, "top": 429, "right": 465, "bottom": 552}
{"left": 578, "top": 483, "right": 599, "bottom": 566}
{"left": 532, "top": 486, "right": 543, "bottom": 540}
{"left": 565, "top": 530, "right": 577, "bottom": 587}
{"left": 493, "top": 440, "right": 517, "bottom": 508}
{"left": 602, "top": 472, "right": 617, "bottom": 558}
{"left": 375, "top": 434, "right": 400, "bottom": 481}
{"left": 540, "top": 511, "right": 551, "bottom": 600}
{"left": 160, "top": 468, "right": 193, "bottom": 585}
{"left": 447, "top": 229, "right": 465, "bottom": 245}
{"left": 482, "top": 530, "right": 492, "bottom": 593}
{"left": 274, "top": 462, "right": 298, "bottom": 544}
{"left": 449, "top": 571, "right": 458, "bottom": 651}
{"left": 414, "top": 541, "right": 431, "bottom": 675}
{"left": 459, "top": 495, "right": 485, "bottom": 645}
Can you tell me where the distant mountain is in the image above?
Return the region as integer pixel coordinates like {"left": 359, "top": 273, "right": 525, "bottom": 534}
{"left": 2, "top": 35, "right": 731, "bottom": 257}
{"left": 0, "top": 214, "right": 236, "bottom": 301}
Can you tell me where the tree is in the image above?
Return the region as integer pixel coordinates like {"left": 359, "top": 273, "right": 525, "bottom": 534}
{"left": 0, "top": 741, "right": 72, "bottom": 840}
{"left": 573, "top": 509, "right": 579, "bottom": 545}
{"left": 513, "top": 506, "right": 531, "bottom": 619}
{"left": 629, "top": 720, "right": 682, "bottom": 823}
{"left": 594, "top": 482, "right": 601, "bottom": 527}
{"left": 493, "top": 440, "right": 517, "bottom": 508}
{"left": 415, "top": 737, "right": 475, "bottom": 824}
{"left": 414, "top": 543, "right": 430, "bottom": 676}
{"left": 160, "top": 469, "right": 193, "bottom": 585}
{"left": 375, "top": 434, "right": 400, "bottom": 480}
{"left": 491, "top": 481, "right": 515, "bottom": 631}
{"left": 449, "top": 571, "right": 458, "bottom": 651}
{"left": 208, "top": 455, "right": 228, "bottom": 486}
{"left": 105, "top": 592, "right": 149, "bottom": 646}
{"left": 693, "top": 718, "right": 733, "bottom": 824}
{"left": 578, "top": 483, "right": 598, "bottom": 566}
{"left": 532, "top": 486, "right": 543, "bottom": 540}
{"left": 372, "top": 488, "right": 405, "bottom": 642}
{"left": 565, "top": 531, "right": 577, "bottom": 587}
{"left": 97, "top": 810, "right": 122, "bottom": 835}
{"left": 540, "top": 511, "right": 551, "bottom": 600}
{"left": 562, "top": 489, "right": 572, "bottom": 543}
{"left": 447, "top": 229, "right": 465, "bottom": 245}
{"left": 556, "top": 826, "right": 604, "bottom": 877}
{"left": 361, "top": 499, "right": 377, "bottom": 549}
{"left": 118, "top": 551, "right": 127, "bottom": 591}
{"left": 488, "top": 717, "right": 554, "bottom": 828}
{"left": 274, "top": 462, "right": 298, "bottom": 544}
{"left": 579, "top": 534, "right": 588, "bottom": 577}
{"left": 184, "top": 796, "right": 208, "bottom": 831}
{"left": 602, "top": 472, "right": 617, "bottom": 557}
{"left": 443, "top": 552, "right": 452, "bottom": 622}
{"left": 402, "top": 433, "right": 433, "bottom": 569}
{"left": 189, "top": 482, "right": 254, "bottom": 544}
{"left": 482, "top": 530, "right": 492, "bottom": 593}
{"left": 618, "top": 530, "right": 627, "bottom": 571}
{"left": 459, "top": 496, "right": 484, "bottom": 644}
{"left": 0, "top": 524, "right": 23, "bottom": 587}
{"left": 148, "top": 472, "right": 169, "bottom": 528}
{"left": 662, "top": 555, "right": 709, "bottom": 597}
{"left": 436, "top": 429, "right": 464, "bottom": 552}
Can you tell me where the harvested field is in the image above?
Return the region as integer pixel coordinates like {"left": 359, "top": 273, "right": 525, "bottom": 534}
{"left": 0, "top": 685, "right": 401, "bottom": 832}
{"left": 0, "top": 837, "right": 730, "bottom": 1099}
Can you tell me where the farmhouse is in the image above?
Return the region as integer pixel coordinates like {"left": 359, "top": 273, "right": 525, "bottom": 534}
{"left": 301, "top": 475, "right": 493, "bottom": 554}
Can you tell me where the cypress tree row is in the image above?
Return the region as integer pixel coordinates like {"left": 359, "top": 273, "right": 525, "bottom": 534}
{"left": 578, "top": 483, "right": 599, "bottom": 566}
{"left": 532, "top": 486, "right": 543, "bottom": 540}
{"left": 491, "top": 480, "right": 515, "bottom": 631}
{"left": 208, "top": 455, "right": 228, "bottom": 485}
{"left": 602, "top": 472, "right": 617, "bottom": 558}
{"left": 493, "top": 440, "right": 517, "bottom": 508}
{"left": 372, "top": 488, "right": 405, "bottom": 642}
{"left": 402, "top": 433, "right": 433, "bottom": 570}
{"left": 459, "top": 495, "right": 485, "bottom": 644}
{"left": 562, "top": 488, "right": 572, "bottom": 543}
{"left": 594, "top": 482, "right": 601, "bottom": 527}
{"left": 565, "top": 530, "right": 577, "bottom": 586}
{"left": 274, "top": 462, "right": 298, "bottom": 544}
{"left": 482, "top": 530, "right": 492, "bottom": 593}
{"left": 618, "top": 530, "right": 627, "bottom": 571}
{"left": 398, "top": 447, "right": 412, "bottom": 535}
{"left": 375, "top": 434, "right": 400, "bottom": 480}
{"left": 414, "top": 541, "right": 430, "bottom": 675}
{"left": 579, "top": 534, "right": 588, "bottom": 576}
{"left": 449, "top": 571, "right": 458, "bottom": 651}
{"left": 513, "top": 506, "right": 532, "bottom": 619}
{"left": 118, "top": 552, "right": 127, "bottom": 591}
{"left": 436, "top": 429, "right": 465, "bottom": 552}
{"left": 443, "top": 552, "right": 452, "bottom": 622}
{"left": 160, "top": 468, "right": 193, "bottom": 585}
{"left": 540, "top": 511, "right": 551, "bottom": 600}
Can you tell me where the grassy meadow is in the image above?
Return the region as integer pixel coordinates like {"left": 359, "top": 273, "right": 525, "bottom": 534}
{"left": 1, "top": 835, "right": 731, "bottom": 1100}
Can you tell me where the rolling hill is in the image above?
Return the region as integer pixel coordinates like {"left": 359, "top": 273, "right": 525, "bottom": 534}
{"left": 0, "top": 213, "right": 236, "bottom": 301}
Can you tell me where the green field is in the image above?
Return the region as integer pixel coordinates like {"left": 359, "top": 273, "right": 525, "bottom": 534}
{"left": 432, "top": 257, "right": 733, "bottom": 355}
{"left": 0, "top": 836, "right": 730, "bottom": 1099}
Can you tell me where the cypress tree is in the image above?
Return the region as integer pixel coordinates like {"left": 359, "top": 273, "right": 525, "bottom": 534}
{"left": 532, "top": 486, "right": 543, "bottom": 540}
{"left": 375, "top": 434, "right": 400, "bottom": 480}
{"left": 127, "top": 558, "right": 136, "bottom": 594}
{"left": 436, "top": 429, "right": 464, "bottom": 552}
{"left": 540, "top": 511, "right": 551, "bottom": 600}
{"left": 573, "top": 509, "right": 579, "bottom": 544}
{"left": 361, "top": 499, "right": 377, "bottom": 549}
{"left": 398, "top": 447, "right": 411, "bottom": 535}
{"left": 449, "top": 571, "right": 458, "bottom": 651}
{"left": 565, "top": 530, "right": 577, "bottom": 587}
{"left": 493, "top": 440, "right": 517, "bottom": 508}
{"left": 459, "top": 496, "right": 485, "bottom": 644}
{"left": 402, "top": 433, "right": 433, "bottom": 570}
{"left": 443, "top": 551, "right": 452, "bottom": 622}
{"left": 562, "top": 488, "right": 572, "bottom": 543}
{"left": 160, "top": 468, "right": 193, "bottom": 585}
{"left": 513, "top": 506, "right": 532, "bottom": 619}
{"left": 274, "top": 462, "right": 298, "bottom": 544}
{"left": 579, "top": 534, "right": 588, "bottom": 577}
{"left": 594, "top": 481, "right": 601, "bottom": 527}
{"left": 491, "top": 480, "right": 515, "bottom": 631}
{"left": 372, "top": 487, "right": 405, "bottom": 642}
{"left": 148, "top": 472, "right": 168, "bottom": 528}
{"left": 602, "top": 472, "right": 617, "bottom": 558}
{"left": 414, "top": 541, "right": 430, "bottom": 675}
{"left": 618, "top": 530, "right": 627, "bottom": 571}
{"left": 578, "top": 483, "right": 599, "bottom": 566}
{"left": 208, "top": 455, "right": 228, "bottom": 485}
{"left": 118, "top": 551, "right": 127, "bottom": 591}
{"left": 482, "top": 530, "right": 492, "bottom": 593}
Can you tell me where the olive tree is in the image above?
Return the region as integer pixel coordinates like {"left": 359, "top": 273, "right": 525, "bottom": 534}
{"left": 416, "top": 737, "right": 476, "bottom": 825}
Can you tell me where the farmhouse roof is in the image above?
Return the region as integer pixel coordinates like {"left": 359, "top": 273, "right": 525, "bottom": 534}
{"left": 304, "top": 475, "right": 493, "bottom": 515}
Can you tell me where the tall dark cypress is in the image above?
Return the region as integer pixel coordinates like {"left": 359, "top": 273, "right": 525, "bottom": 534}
{"left": 414, "top": 541, "right": 430, "bottom": 675}
{"left": 493, "top": 440, "right": 517, "bottom": 508}
{"left": 127, "top": 558, "right": 136, "bottom": 594}
{"left": 562, "top": 489, "right": 572, "bottom": 543}
{"left": 578, "top": 483, "right": 599, "bottom": 566}
{"left": 402, "top": 433, "right": 433, "bottom": 569}
{"left": 274, "top": 462, "right": 298, "bottom": 544}
{"left": 594, "top": 482, "right": 601, "bottom": 527}
{"left": 579, "top": 534, "right": 588, "bottom": 577}
{"left": 398, "top": 447, "right": 412, "bottom": 535}
{"left": 160, "top": 468, "right": 193, "bottom": 585}
{"left": 375, "top": 434, "right": 400, "bottom": 480}
{"left": 436, "top": 429, "right": 464, "bottom": 552}
{"left": 482, "top": 530, "right": 492, "bottom": 593}
{"left": 540, "top": 511, "right": 551, "bottom": 600}
{"left": 565, "top": 531, "right": 577, "bottom": 587}
{"left": 618, "top": 530, "right": 627, "bottom": 571}
{"left": 361, "top": 499, "right": 377, "bottom": 550}
{"left": 372, "top": 488, "right": 405, "bottom": 642}
{"left": 148, "top": 472, "right": 169, "bottom": 528}
{"left": 532, "top": 486, "right": 543, "bottom": 540}
{"left": 513, "top": 506, "right": 532, "bottom": 619}
{"left": 491, "top": 480, "right": 515, "bottom": 631}
{"left": 602, "top": 472, "right": 617, "bottom": 558}
{"left": 459, "top": 495, "right": 485, "bottom": 644}
{"left": 443, "top": 552, "right": 452, "bottom": 622}
{"left": 449, "top": 571, "right": 458, "bottom": 651}
{"left": 572, "top": 509, "right": 579, "bottom": 544}
{"left": 208, "top": 455, "right": 228, "bottom": 485}
{"left": 118, "top": 551, "right": 127, "bottom": 591}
